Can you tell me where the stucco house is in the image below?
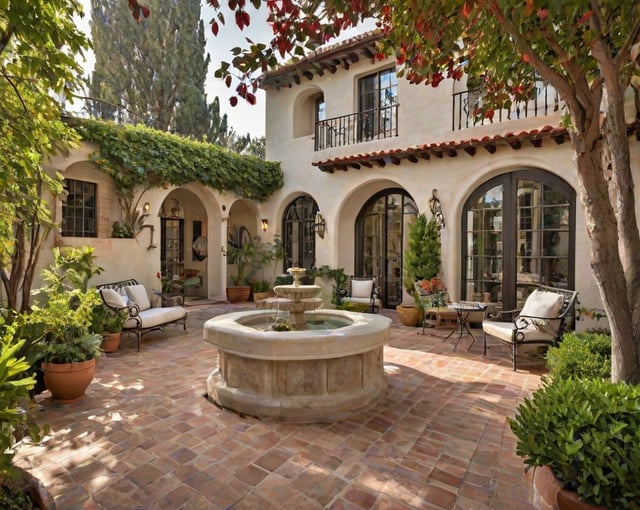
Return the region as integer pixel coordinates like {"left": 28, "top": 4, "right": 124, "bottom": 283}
{"left": 38, "top": 30, "right": 638, "bottom": 329}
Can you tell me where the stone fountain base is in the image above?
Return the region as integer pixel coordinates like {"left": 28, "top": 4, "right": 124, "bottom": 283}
{"left": 204, "top": 310, "right": 391, "bottom": 422}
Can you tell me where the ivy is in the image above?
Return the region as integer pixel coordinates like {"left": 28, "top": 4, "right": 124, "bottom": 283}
{"left": 70, "top": 118, "right": 283, "bottom": 201}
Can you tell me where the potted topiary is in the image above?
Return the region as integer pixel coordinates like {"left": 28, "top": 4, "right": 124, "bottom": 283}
{"left": 32, "top": 246, "right": 104, "bottom": 404}
{"left": 508, "top": 377, "right": 640, "bottom": 510}
{"left": 397, "top": 213, "right": 442, "bottom": 326}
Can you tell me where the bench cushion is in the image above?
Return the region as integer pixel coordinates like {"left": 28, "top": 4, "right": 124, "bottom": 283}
{"left": 124, "top": 306, "right": 187, "bottom": 330}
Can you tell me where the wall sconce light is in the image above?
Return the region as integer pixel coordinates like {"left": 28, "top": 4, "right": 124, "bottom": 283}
{"left": 429, "top": 188, "right": 446, "bottom": 229}
{"left": 143, "top": 202, "right": 151, "bottom": 214}
{"left": 314, "top": 212, "right": 326, "bottom": 239}
{"left": 261, "top": 218, "right": 269, "bottom": 232}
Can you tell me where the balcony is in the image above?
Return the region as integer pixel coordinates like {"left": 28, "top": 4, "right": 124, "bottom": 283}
{"left": 452, "top": 83, "right": 563, "bottom": 131}
{"left": 315, "top": 104, "right": 399, "bottom": 151}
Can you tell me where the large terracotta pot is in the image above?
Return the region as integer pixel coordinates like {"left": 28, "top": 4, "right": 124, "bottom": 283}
{"left": 42, "top": 358, "right": 96, "bottom": 404}
{"left": 102, "top": 332, "right": 121, "bottom": 353}
{"left": 532, "top": 465, "right": 607, "bottom": 510}
{"left": 396, "top": 305, "right": 422, "bottom": 327}
{"left": 226, "top": 286, "right": 251, "bottom": 303}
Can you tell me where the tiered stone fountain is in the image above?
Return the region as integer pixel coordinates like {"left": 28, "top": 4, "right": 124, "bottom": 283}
{"left": 204, "top": 268, "right": 391, "bottom": 422}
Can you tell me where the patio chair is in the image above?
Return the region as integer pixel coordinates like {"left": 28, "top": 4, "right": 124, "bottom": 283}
{"left": 342, "top": 276, "right": 381, "bottom": 313}
{"left": 482, "top": 285, "right": 578, "bottom": 370}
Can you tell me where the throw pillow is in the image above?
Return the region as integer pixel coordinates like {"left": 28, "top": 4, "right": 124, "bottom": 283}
{"left": 100, "top": 288, "right": 127, "bottom": 309}
{"left": 126, "top": 284, "right": 152, "bottom": 311}
{"left": 517, "top": 290, "right": 564, "bottom": 336}
{"left": 351, "top": 279, "right": 374, "bottom": 298}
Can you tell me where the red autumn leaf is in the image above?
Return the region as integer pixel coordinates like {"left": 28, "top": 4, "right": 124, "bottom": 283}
{"left": 242, "top": 11, "right": 250, "bottom": 27}
{"left": 577, "top": 11, "right": 593, "bottom": 24}
{"left": 224, "top": 75, "right": 232, "bottom": 88}
{"left": 462, "top": 0, "right": 472, "bottom": 18}
{"left": 522, "top": 53, "right": 531, "bottom": 63}
{"left": 140, "top": 5, "right": 150, "bottom": 18}
{"left": 229, "top": 96, "right": 238, "bottom": 107}
{"left": 246, "top": 92, "right": 256, "bottom": 105}
{"left": 537, "top": 8, "right": 549, "bottom": 20}
{"left": 211, "top": 21, "right": 219, "bottom": 36}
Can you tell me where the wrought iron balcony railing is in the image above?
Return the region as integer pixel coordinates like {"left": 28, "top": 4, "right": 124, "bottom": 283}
{"left": 452, "top": 83, "right": 563, "bottom": 131}
{"left": 315, "top": 104, "right": 399, "bottom": 151}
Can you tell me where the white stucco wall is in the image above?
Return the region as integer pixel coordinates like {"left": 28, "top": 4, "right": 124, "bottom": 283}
{"left": 262, "top": 47, "right": 640, "bottom": 327}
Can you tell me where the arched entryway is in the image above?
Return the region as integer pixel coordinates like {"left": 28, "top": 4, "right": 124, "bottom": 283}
{"left": 461, "top": 169, "right": 576, "bottom": 311}
{"left": 355, "top": 189, "right": 418, "bottom": 309}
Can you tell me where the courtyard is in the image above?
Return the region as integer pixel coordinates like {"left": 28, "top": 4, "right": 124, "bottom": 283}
{"left": 15, "top": 303, "right": 542, "bottom": 510}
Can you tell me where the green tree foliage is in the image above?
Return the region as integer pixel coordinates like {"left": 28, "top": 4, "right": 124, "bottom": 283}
{"left": 88, "top": 0, "right": 213, "bottom": 138}
{"left": 201, "top": 0, "right": 640, "bottom": 382}
{"left": 0, "top": 1, "right": 89, "bottom": 311}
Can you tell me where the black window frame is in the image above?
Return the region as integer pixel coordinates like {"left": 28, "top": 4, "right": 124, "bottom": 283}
{"left": 61, "top": 178, "right": 97, "bottom": 238}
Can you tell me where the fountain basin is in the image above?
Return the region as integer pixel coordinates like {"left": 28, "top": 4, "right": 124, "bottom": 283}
{"left": 203, "top": 309, "right": 391, "bottom": 422}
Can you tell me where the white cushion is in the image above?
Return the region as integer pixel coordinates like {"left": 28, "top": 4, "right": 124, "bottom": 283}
{"left": 351, "top": 279, "right": 374, "bottom": 299}
{"left": 483, "top": 319, "right": 555, "bottom": 343}
{"left": 126, "top": 284, "right": 151, "bottom": 311}
{"left": 101, "top": 288, "right": 127, "bottom": 309}
{"left": 123, "top": 306, "right": 186, "bottom": 329}
{"left": 517, "top": 290, "right": 564, "bottom": 335}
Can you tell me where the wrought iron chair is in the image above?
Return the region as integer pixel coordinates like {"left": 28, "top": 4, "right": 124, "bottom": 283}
{"left": 342, "top": 276, "right": 381, "bottom": 313}
{"left": 482, "top": 285, "right": 578, "bottom": 371}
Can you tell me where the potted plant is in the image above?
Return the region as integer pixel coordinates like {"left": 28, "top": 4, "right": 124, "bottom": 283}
{"left": 508, "top": 377, "right": 640, "bottom": 510}
{"left": 227, "top": 236, "right": 276, "bottom": 303}
{"left": 92, "top": 304, "right": 128, "bottom": 353}
{"left": 251, "top": 280, "right": 272, "bottom": 302}
{"left": 31, "top": 246, "right": 104, "bottom": 404}
{"left": 0, "top": 326, "right": 54, "bottom": 508}
{"left": 398, "top": 214, "right": 442, "bottom": 326}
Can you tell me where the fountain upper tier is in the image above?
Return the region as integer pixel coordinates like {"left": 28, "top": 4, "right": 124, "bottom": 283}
{"left": 273, "top": 284, "right": 321, "bottom": 301}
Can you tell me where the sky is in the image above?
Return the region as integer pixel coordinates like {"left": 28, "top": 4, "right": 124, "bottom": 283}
{"left": 73, "top": 2, "right": 372, "bottom": 138}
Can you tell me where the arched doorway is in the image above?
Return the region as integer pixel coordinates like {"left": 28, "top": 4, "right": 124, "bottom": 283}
{"left": 355, "top": 189, "right": 418, "bottom": 308}
{"left": 282, "top": 195, "right": 319, "bottom": 271}
{"left": 462, "top": 170, "right": 576, "bottom": 311}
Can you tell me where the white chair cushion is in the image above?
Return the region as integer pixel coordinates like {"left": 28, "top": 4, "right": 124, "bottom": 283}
{"left": 483, "top": 319, "right": 555, "bottom": 343}
{"left": 126, "top": 284, "right": 151, "bottom": 311}
{"left": 351, "top": 279, "right": 374, "bottom": 298}
{"left": 517, "top": 290, "right": 564, "bottom": 335}
{"left": 101, "top": 288, "right": 127, "bottom": 309}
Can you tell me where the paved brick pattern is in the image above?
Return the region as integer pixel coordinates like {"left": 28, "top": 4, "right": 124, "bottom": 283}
{"left": 16, "top": 304, "right": 543, "bottom": 509}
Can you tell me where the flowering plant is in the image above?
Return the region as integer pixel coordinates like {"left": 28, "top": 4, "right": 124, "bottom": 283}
{"left": 416, "top": 277, "right": 448, "bottom": 308}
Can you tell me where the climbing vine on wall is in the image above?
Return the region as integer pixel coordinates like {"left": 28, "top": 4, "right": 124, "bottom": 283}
{"left": 71, "top": 118, "right": 283, "bottom": 201}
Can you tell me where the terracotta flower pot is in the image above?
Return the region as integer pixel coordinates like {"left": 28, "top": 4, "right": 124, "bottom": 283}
{"left": 102, "top": 332, "right": 121, "bottom": 353}
{"left": 395, "top": 305, "right": 422, "bottom": 326}
{"left": 42, "top": 358, "right": 96, "bottom": 404}
{"left": 226, "top": 286, "right": 251, "bottom": 303}
{"left": 532, "top": 465, "right": 607, "bottom": 510}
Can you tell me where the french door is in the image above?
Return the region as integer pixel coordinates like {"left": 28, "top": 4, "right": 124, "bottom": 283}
{"left": 462, "top": 170, "right": 575, "bottom": 311}
{"left": 356, "top": 189, "right": 418, "bottom": 308}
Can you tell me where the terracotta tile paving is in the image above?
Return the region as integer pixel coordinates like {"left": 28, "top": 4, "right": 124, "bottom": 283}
{"left": 15, "top": 303, "right": 545, "bottom": 509}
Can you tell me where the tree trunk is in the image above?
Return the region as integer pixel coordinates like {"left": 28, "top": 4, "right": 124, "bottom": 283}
{"left": 572, "top": 130, "right": 640, "bottom": 383}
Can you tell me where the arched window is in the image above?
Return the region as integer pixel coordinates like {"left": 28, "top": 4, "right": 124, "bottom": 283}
{"left": 282, "top": 196, "right": 319, "bottom": 271}
{"left": 462, "top": 170, "right": 575, "bottom": 310}
{"left": 355, "top": 189, "right": 417, "bottom": 308}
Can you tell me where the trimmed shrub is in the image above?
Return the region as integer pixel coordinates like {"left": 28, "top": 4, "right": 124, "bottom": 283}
{"left": 508, "top": 378, "right": 640, "bottom": 509}
{"left": 545, "top": 331, "right": 611, "bottom": 380}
